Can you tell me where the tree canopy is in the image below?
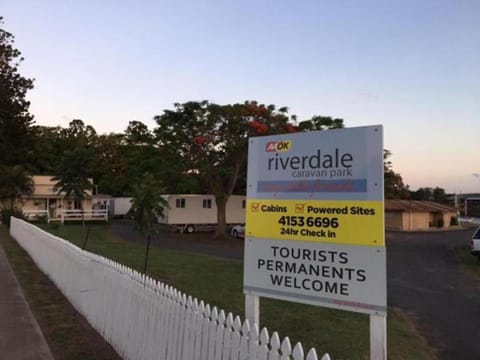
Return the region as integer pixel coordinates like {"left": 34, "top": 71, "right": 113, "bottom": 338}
{"left": 154, "top": 100, "right": 344, "bottom": 238}
{"left": 0, "top": 17, "right": 35, "bottom": 167}
{"left": 0, "top": 164, "right": 33, "bottom": 210}
{"left": 53, "top": 131, "right": 94, "bottom": 205}
{"left": 383, "top": 150, "right": 410, "bottom": 199}
{"left": 411, "top": 186, "right": 449, "bottom": 204}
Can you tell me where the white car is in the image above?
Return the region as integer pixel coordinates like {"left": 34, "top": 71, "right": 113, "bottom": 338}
{"left": 231, "top": 224, "right": 245, "bottom": 239}
{"left": 471, "top": 227, "right": 480, "bottom": 261}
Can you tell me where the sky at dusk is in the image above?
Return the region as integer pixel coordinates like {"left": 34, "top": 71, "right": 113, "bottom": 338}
{"left": 3, "top": 0, "right": 479, "bottom": 193}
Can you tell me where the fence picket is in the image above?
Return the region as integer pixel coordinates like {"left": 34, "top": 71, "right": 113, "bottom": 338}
{"left": 248, "top": 323, "right": 260, "bottom": 360}
{"left": 200, "top": 304, "right": 211, "bottom": 360}
{"left": 214, "top": 310, "right": 226, "bottom": 360}
{"left": 193, "top": 301, "right": 205, "bottom": 360}
{"left": 157, "top": 284, "right": 169, "bottom": 360}
{"left": 208, "top": 307, "right": 219, "bottom": 360}
{"left": 238, "top": 320, "right": 250, "bottom": 360}
{"left": 280, "top": 337, "right": 292, "bottom": 360}
{"left": 144, "top": 285, "right": 157, "bottom": 360}
{"left": 222, "top": 313, "right": 234, "bottom": 360}
{"left": 182, "top": 296, "right": 195, "bottom": 360}
{"left": 292, "top": 343, "right": 305, "bottom": 360}
{"left": 175, "top": 293, "right": 187, "bottom": 360}
{"left": 230, "top": 316, "right": 242, "bottom": 360}
{"left": 258, "top": 328, "right": 270, "bottom": 360}
{"left": 8, "top": 218, "right": 332, "bottom": 360}
{"left": 306, "top": 348, "right": 318, "bottom": 360}
{"left": 269, "top": 332, "right": 281, "bottom": 360}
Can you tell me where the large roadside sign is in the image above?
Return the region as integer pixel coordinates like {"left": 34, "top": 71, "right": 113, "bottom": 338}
{"left": 244, "top": 125, "right": 386, "bottom": 316}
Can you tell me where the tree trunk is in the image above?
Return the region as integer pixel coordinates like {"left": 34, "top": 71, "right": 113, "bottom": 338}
{"left": 81, "top": 203, "right": 86, "bottom": 249}
{"left": 214, "top": 196, "right": 228, "bottom": 240}
{"left": 143, "top": 234, "right": 151, "bottom": 274}
{"left": 82, "top": 225, "right": 91, "bottom": 250}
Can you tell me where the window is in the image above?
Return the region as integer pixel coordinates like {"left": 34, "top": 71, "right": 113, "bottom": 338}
{"left": 74, "top": 199, "right": 83, "bottom": 210}
{"left": 176, "top": 198, "right": 186, "bottom": 208}
{"left": 203, "top": 199, "right": 212, "bottom": 209}
{"left": 242, "top": 200, "right": 246, "bottom": 209}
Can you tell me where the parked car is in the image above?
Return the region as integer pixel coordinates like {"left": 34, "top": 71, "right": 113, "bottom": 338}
{"left": 471, "top": 227, "right": 480, "bottom": 261}
{"left": 231, "top": 224, "right": 245, "bottom": 239}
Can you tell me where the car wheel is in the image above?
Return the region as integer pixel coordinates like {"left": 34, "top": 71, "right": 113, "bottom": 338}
{"left": 185, "top": 225, "right": 195, "bottom": 233}
{"left": 233, "top": 229, "right": 238, "bottom": 239}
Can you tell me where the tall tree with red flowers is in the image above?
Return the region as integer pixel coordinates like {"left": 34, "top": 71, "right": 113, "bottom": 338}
{"left": 154, "top": 100, "right": 300, "bottom": 239}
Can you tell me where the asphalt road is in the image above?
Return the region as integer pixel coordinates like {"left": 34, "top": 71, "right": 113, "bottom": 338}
{"left": 110, "top": 221, "right": 480, "bottom": 359}
{"left": 387, "top": 228, "right": 480, "bottom": 360}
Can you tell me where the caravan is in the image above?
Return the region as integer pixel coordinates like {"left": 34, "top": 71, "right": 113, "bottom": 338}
{"left": 158, "top": 194, "right": 246, "bottom": 233}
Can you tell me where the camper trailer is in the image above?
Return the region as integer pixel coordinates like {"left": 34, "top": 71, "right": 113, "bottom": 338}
{"left": 109, "top": 197, "right": 133, "bottom": 218}
{"left": 158, "top": 194, "right": 246, "bottom": 232}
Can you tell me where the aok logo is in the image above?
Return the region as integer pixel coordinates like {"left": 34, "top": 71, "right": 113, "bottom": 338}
{"left": 265, "top": 140, "right": 292, "bottom": 152}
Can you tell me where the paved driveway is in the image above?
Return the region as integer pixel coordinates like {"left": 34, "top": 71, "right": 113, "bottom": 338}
{"left": 110, "top": 221, "right": 480, "bottom": 359}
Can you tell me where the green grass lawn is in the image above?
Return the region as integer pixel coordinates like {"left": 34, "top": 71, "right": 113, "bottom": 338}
{"left": 36, "top": 222, "right": 435, "bottom": 360}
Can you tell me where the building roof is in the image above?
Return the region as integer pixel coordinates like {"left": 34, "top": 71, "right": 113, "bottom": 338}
{"left": 385, "top": 200, "right": 457, "bottom": 213}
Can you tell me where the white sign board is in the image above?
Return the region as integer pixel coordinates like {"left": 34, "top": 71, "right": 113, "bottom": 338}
{"left": 244, "top": 125, "right": 386, "bottom": 315}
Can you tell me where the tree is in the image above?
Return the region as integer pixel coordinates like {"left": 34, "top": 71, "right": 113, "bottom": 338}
{"left": 154, "top": 100, "right": 344, "bottom": 239}
{"left": 0, "top": 165, "right": 33, "bottom": 226}
{"left": 154, "top": 101, "right": 293, "bottom": 239}
{"left": 53, "top": 146, "right": 94, "bottom": 248}
{"left": 124, "top": 120, "right": 154, "bottom": 146}
{"left": 384, "top": 150, "right": 410, "bottom": 199}
{"left": 92, "top": 132, "right": 130, "bottom": 196}
{"left": 411, "top": 186, "right": 449, "bottom": 204}
{"left": 128, "top": 172, "right": 168, "bottom": 274}
{"left": 298, "top": 115, "right": 344, "bottom": 131}
{"left": 30, "top": 125, "right": 68, "bottom": 174}
{"left": 0, "top": 164, "right": 33, "bottom": 210}
{"left": 411, "top": 187, "right": 433, "bottom": 201}
{"left": 122, "top": 121, "right": 170, "bottom": 193}
{"left": 0, "top": 17, "right": 35, "bottom": 167}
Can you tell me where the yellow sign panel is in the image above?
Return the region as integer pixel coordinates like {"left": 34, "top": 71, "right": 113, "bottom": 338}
{"left": 246, "top": 199, "right": 384, "bottom": 246}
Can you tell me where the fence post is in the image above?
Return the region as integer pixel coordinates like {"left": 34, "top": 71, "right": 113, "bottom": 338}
{"left": 245, "top": 294, "right": 259, "bottom": 327}
{"left": 370, "top": 314, "right": 387, "bottom": 360}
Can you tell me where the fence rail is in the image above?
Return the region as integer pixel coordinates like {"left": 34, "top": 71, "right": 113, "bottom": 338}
{"left": 23, "top": 209, "right": 49, "bottom": 221}
{"left": 60, "top": 209, "right": 108, "bottom": 223}
{"left": 10, "top": 218, "right": 331, "bottom": 360}
{"left": 22, "top": 209, "right": 108, "bottom": 223}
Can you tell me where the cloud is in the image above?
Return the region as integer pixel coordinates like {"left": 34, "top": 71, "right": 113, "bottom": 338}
{"left": 473, "top": 173, "right": 480, "bottom": 179}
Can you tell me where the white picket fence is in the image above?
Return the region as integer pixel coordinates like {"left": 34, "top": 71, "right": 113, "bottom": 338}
{"left": 9, "top": 218, "right": 331, "bottom": 360}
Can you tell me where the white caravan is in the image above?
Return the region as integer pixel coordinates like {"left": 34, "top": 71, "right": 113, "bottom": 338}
{"left": 110, "top": 197, "right": 133, "bottom": 217}
{"left": 158, "top": 194, "right": 246, "bottom": 232}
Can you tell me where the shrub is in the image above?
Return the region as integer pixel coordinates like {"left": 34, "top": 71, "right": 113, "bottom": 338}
{"left": 0, "top": 208, "right": 26, "bottom": 227}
